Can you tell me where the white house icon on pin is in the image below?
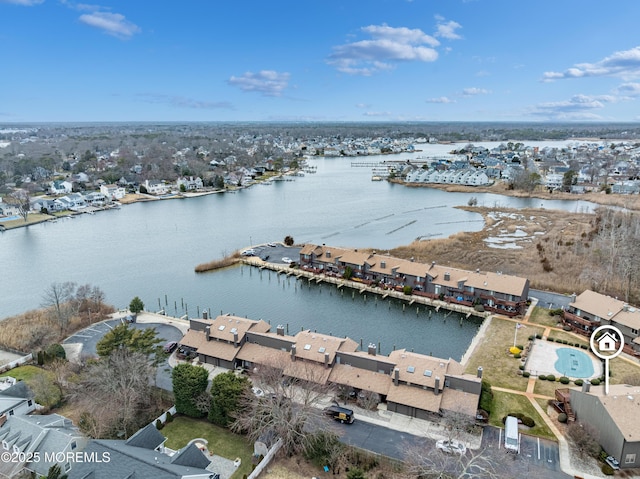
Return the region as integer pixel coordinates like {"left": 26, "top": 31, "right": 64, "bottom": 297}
{"left": 597, "top": 332, "right": 617, "bottom": 352}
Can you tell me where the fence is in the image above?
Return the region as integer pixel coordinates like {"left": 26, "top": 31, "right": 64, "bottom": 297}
{"left": 0, "top": 353, "right": 33, "bottom": 373}
{"left": 248, "top": 438, "right": 283, "bottom": 479}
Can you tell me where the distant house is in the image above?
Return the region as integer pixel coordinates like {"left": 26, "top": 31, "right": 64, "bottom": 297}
{"left": 49, "top": 180, "right": 72, "bottom": 195}
{"left": 143, "top": 179, "right": 169, "bottom": 196}
{"left": 100, "top": 184, "right": 126, "bottom": 200}
{"left": 176, "top": 176, "right": 203, "bottom": 191}
{"left": 0, "top": 413, "right": 87, "bottom": 478}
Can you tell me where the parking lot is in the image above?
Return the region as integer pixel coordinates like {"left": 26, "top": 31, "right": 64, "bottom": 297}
{"left": 63, "top": 318, "right": 183, "bottom": 390}
{"left": 242, "top": 243, "right": 301, "bottom": 265}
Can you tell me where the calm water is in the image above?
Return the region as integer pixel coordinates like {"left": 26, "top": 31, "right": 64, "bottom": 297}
{"left": 0, "top": 142, "right": 600, "bottom": 359}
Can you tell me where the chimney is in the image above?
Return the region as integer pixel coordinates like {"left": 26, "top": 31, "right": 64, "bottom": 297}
{"left": 324, "top": 352, "right": 330, "bottom": 368}
{"left": 444, "top": 272, "right": 450, "bottom": 281}
{"left": 326, "top": 251, "right": 331, "bottom": 258}
{"left": 430, "top": 261, "right": 435, "bottom": 270}
{"left": 582, "top": 380, "right": 591, "bottom": 393}
{"left": 291, "top": 344, "right": 296, "bottom": 361}
{"left": 381, "top": 260, "right": 386, "bottom": 269}
{"left": 276, "top": 325, "right": 285, "bottom": 336}
{"left": 202, "top": 310, "right": 208, "bottom": 320}
{"left": 477, "top": 366, "right": 483, "bottom": 379}
{"left": 410, "top": 257, "right": 414, "bottom": 262}
{"left": 476, "top": 268, "right": 480, "bottom": 273}
{"left": 434, "top": 376, "right": 440, "bottom": 395}
{"left": 623, "top": 304, "right": 629, "bottom": 312}
{"left": 233, "top": 331, "right": 239, "bottom": 347}
{"left": 205, "top": 326, "right": 210, "bottom": 341}
{"left": 571, "top": 292, "right": 577, "bottom": 303}
{"left": 368, "top": 343, "right": 377, "bottom": 356}
{"left": 394, "top": 368, "right": 399, "bottom": 386}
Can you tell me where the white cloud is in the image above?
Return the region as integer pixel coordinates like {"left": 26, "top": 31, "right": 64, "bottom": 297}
{"left": 426, "top": 96, "right": 455, "bottom": 103}
{"left": 0, "top": 0, "right": 44, "bottom": 5}
{"left": 327, "top": 24, "right": 439, "bottom": 75}
{"left": 543, "top": 46, "right": 640, "bottom": 81}
{"left": 434, "top": 18, "right": 462, "bottom": 40}
{"left": 79, "top": 11, "right": 140, "bottom": 39}
{"left": 363, "top": 111, "right": 393, "bottom": 117}
{"left": 139, "top": 94, "right": 233, "bottom": 110}
{"left": 355, "top": 103, "right": 371, "bottom": 109}
{"left": 462, "top": 87, "right": 490, "bottom": 96}
{"left": 529, "top": 94, "right": 615, "bottom": 120}
{"left": 615, "top": 82, "right": 640, "bottom": 97}
{"left": 228, "top": 70, "right": 290, "bottom": 97}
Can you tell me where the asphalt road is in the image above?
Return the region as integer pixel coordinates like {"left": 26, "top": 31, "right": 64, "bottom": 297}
{"left": 63, "top": 318, "right": 183, "bottom": 390}
{"left": 246, "top": 243, "right": 301, "bottom": 264}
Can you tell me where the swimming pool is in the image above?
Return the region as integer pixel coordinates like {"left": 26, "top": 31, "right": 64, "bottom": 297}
{"left": 554, "top": 347, "right": 595, "bottom": 378}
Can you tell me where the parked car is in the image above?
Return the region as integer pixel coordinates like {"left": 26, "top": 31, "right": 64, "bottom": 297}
{"left": 282, "top": 257, "right": 292, "bottom": 264}
{"left": 163, "top": 341, "right": 178, "bottom": 353}
{"left": 267, "top": 242, "right": 277, "bottom": 247}
{"left": 605, "top": 456, "right": 620, "bottom": 470}
{"left": 435, "top": 439, "right": 467, "bottom": 455}
{"left": 241, "top": 249, "right": 256, "bottom": 256}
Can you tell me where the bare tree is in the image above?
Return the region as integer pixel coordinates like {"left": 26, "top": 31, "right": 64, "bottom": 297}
{"left": 404, "top": 439, "right": 508, "bottom": 479}
{"left": 567, "top": 422, "right": 601, "bottom": 460}
{"left": 41, "top": 282, "right": 77, "bottom": 333}
{"left": 232, "top": 358, "right": 336, "bottom": 456}
{"left": 5, "top": 189, "right": 30, "bottom": 221}
{"left": 69, "top": 348, "right": 156, "bottom": 438}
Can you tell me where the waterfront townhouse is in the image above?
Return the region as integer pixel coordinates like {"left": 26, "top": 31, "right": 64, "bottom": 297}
{"left": 563, "top": 290, "right": 640, "bottom": 355}
{"left": 299, "top": 244, "right": 530, "bottom": 316}
{"left": 178, "top": 315, "right": 483, "bottom": 420}
{"left": 570, "top": 384, "right": 640, "bottom": 469}
{"left": 179, "top": 314, "right": 271, "bottom": 369}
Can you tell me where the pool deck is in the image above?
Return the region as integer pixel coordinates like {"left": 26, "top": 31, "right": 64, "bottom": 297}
{"left": 525, "top": 339, "right": 602, "bottom": 379}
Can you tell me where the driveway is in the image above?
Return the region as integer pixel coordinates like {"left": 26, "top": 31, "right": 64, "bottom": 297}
{"left": 529, "top": 289, "right": 574, "bottom": 310}
{"left": 63, "top": 318, "right": 183, "bottom": 391}
{"left": 248, "top": 244, "right": 301, "bottom": 265}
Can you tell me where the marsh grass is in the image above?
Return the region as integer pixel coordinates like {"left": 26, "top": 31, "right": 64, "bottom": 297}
{"left": 195, "top": 251, "right": 241, "bottom": 273}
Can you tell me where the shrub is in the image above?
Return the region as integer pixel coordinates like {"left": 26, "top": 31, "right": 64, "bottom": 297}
{"left": 528, "top": 335, "right": 535, "bottom": 341}
{"left": 562, "top": 340, "right": 568, "bottom": 344}
{"left": 546, "top": 336, "right": 554, "bottom": 341}
{"left": 601, "top": 464, "right": 615, "bottom": 476}
{"left": 155, "top": 419, "right": 164, "bottom": 430}
{"left": 590, "top": 378, "right": 601, "bottom": 386}
{"left": 521, "top": 416, "right": 535, "bottom": 428}
{"left": 580, "top": 344, "right": 588, "bottom": 349}
{"left": 479, "top": 380, "right": 494, "bottom": 414}
{"left": 539, "top": 375, "right": 547, "bottom": 380}
{"left": 560, "top": 377, "right": 570, "bottom": 384}
{"left": 558, "top": 413, "right": 568, "bottom": 423}
{"left": 536, "top": 333, "right": 542, "bottom": 339}
{"left": 519, "top": 365, "right": 525, "bottom": 370}
{"left": 514, "top": 353, "right": 521, "bottom": 359}
{"left": 523, "top": 371, "right": 530, "bottom": 378}
{"left": 563, "top": 325, "right": 572, "bottom": 331}
{"left": 165, "top": 411, "right": 173, "bottom": 422}
{"left": 574, "top": 379, "right": 584, "bottom": 386}
{"left": 516, "top": 344, "right": 524, "bottom": 351}
{"left": 46, "top": 343, "right": 66, "bottom": 360}
{"left": 402, "top": 285, "right": 413, "bottom": 295}
{"left": 547, "top": 374, "right": 556, "bottom": 382}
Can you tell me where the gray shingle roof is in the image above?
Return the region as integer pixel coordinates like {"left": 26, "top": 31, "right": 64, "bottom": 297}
{"left": 124, "top": 423, "right": 165, "bottom": 450}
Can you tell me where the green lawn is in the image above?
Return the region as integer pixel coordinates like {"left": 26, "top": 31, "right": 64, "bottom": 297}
{"left": 0, "top": 365, "right": 52, "bottom": 381}
{"left": 488, "top": 390, "right": 556, "bottom": 441}
{"left": 161, "top": 416, "right": 254, "bottom": 479}
{"left": 527, "top": 307, "right": 561, "bottom": 327}
{"left": 465, "top": 318, "right": 544, "bottom": 391}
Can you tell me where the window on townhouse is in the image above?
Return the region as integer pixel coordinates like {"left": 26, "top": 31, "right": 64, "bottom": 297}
{"left": 625, "top": 453, "right": 636, "bottom": 464}
{"left": 8, "top": 410, "right": 13, "bottom": 416}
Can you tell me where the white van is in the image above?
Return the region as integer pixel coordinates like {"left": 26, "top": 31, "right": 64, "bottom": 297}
{"left": 504, "top": 416, "right": 520, "bottom": 453}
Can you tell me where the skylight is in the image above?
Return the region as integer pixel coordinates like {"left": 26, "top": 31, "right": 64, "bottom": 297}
{"left": 407, "top": 366, "right": 415, "bottom": 373}
{"left": 304, "top": 344, "right": 312, "bottom": 350}
{"left": 424, "top": 370, "right": 432, "bottom": 377}
{"left": 318, "top": 347, "right": 326, "bottom": 353}
{"left": 218, "top": 325, "right": 225, "bottom": 331}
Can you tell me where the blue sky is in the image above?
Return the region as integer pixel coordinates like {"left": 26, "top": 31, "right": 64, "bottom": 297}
{"left": 2, "top": 0, "right": 640, "bottom": 123}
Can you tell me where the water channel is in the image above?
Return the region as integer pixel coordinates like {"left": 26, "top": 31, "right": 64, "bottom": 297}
{"left": 0, "top": 141, "right": 601, "bottom": 360}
